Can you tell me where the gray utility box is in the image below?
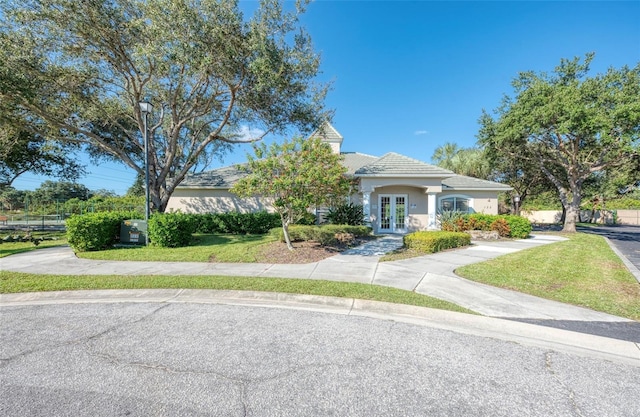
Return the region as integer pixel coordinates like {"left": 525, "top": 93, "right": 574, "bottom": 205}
{"left": 120, "top": 220, "right": 147, "bottom": 244}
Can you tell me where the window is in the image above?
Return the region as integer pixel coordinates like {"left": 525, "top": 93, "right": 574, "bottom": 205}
{"left": 440, "top": 196, "right": 471, "bottom": 213}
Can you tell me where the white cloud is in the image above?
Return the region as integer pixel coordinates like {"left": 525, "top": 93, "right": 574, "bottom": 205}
{"left": 414, "top": 130, "right": 429, "bottom": 136}
{"left": 237, "top": 125, "right": 266, "bottom": 142}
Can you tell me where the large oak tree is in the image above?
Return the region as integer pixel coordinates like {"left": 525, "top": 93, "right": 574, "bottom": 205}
{"left": 478, "top": 54, "right": 640, "bottom": 232}
{"left": 0, "top": 0, "right": 329, "bottom": 211}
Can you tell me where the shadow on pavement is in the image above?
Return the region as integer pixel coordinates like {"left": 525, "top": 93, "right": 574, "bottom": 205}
{"left": 507, "top": 318, "right": 640, "bottom": 343}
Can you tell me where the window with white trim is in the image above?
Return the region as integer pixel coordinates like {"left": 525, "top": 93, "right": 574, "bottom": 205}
{"left": 440, "top": 196, "right": 471, "bottom": 213}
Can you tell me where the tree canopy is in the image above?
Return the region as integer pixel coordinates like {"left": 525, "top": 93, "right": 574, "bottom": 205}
{"left": 431, "top": 142, "right": 491, "bottom": 179}
{"left": 231, "top": 137, "right": 349, "bottom": 250}
{"left": 0, "top": 0, "right": 329, "bottom": 212}
{"left": 478, "top": 54, "right": 640, "bottom": 231}
{"left": 0, "top": 107, "right": 84, "bottom": 188}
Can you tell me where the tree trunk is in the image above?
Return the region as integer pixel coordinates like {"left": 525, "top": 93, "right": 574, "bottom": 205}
{"left": 562, "top": 188, "right": 582, "bottom": 233}
{"left": 281, "top": 219, "right": 294, "bottom": 251}
{"left": 562, "top": 203, "right": 578, "bottom": 232}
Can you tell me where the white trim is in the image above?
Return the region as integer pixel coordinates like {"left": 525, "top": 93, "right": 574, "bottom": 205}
{"left": 362, "top": 191, "right": 372, "bottom": 226}
{"left": 427, "top": 192, "right": 438, "bottom": 230}
{"left": 438, "top": 194, "right": 474, "bottom": 213}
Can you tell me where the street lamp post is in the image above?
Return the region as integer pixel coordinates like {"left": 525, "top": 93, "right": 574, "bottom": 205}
{"left": 139, "top": 101, "right": 153, "bottom": 245}
{"left": 513, "top": 194, "right": 521, "bottom": 216}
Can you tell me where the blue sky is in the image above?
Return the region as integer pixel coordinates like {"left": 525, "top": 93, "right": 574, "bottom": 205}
{"left": 13, "top": 0, "right": 640, "bottom": 195}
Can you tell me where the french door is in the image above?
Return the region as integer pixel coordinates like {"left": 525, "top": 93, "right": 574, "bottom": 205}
{"left": 378, "top": 194, "right": 408, "bottom": 233}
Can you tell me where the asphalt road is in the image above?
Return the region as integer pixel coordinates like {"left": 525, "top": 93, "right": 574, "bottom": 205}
{"left": 1, "top": 301, "right": 639, "bottom": 417}
{"left": 578, "top": 225, "right": 640, "bottom": 272}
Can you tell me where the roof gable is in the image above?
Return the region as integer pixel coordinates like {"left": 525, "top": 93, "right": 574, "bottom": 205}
{"left": 355, "top": 152, "right": 454, "bottom": 177}
{"left": 308, "top": 121, "right": 343, "bottom": 142}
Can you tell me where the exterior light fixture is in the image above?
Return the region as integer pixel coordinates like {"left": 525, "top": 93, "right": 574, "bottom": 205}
{"left": 139, "top": 101, "right": 153, "bottom": 245}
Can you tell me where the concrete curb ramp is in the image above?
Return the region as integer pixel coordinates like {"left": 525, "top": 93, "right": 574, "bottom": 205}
{"left": 1, "top": 289, "right": 639, "bottom": 367}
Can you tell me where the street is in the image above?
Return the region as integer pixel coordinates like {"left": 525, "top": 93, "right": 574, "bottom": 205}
{"left": 1, "top": 298, "right": 638, "bottom": 417}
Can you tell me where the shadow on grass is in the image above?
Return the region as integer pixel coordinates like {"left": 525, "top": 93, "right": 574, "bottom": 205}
{"left": 192, "top": 234, "right": 267, "bottom": 247}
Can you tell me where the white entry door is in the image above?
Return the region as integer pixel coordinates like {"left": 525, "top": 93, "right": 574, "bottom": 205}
{"left": 378, "top": 194, "right": 408, "bottom": 233}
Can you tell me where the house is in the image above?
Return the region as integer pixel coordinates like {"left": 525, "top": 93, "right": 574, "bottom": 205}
{"left": 165, "top": 123, "right": 512, "bottom": 233}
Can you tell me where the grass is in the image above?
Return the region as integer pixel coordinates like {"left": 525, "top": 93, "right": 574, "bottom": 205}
{"left": 4, "top": 230, "right": 639, "bottom": 320}
{"left": 0, "top": 271, "right": 475, "bottom": 315}
{"left": 78, "top": 234, "right": 277, "bottom": 262}
{"left": 456, "top": 233, "right": 640, "bottom": 320}
{"left": 0, "top": 232, "right": 67, "bottom": 258}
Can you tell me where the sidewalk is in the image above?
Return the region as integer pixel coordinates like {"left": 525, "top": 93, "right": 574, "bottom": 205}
{"left": 1, "top": 234, "right": 634, "bottom": 324}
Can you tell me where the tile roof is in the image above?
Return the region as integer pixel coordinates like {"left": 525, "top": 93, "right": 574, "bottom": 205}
{"left": 442, "top": 175, "right": 512, "bottom": 191}
{"left": 355, "top": 152, "right": 455, "bottom": 177}
{"left": 178, "top": 152, "right": 378, "bottom": 188}
{"left": 341, "top": 152, "right": 379, "bottom": 175}
{"left": 308, "top": 122, "right": 343, "bottom": 142}
{"left": 178, "top": 164, "right": 248, "bottom": 188}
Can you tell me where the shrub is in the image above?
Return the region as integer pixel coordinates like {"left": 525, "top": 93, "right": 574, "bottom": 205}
{"left": 438, "top": 210, "right": 464, "bottom": 232}
{"left": 500, "top": 215, "right": 532, "bottom": 238}
{"left": 270, "top": 224, "right": 372, "bottom": 246}
{"left": 466, "top": 213, "right": 496, "bottom": 231}
{"left": 403, "top": 231, "right": 471, "bottom": 254}
{"left": 490, "top": 218, "right": 511, "bottom": 237}
{"left": 454, "top": 217, "right": 468, "bottom": 232}
{"left": 148, "top": 212, "right": 196, "bottom": 248}
{"left": 457, "top": 213, "right": 532, "bottom": 239}
{"left": 294, "top": 211, "right": 318, "bottom": 225}
{"left": 601, "top": 197, "right": 640, "bottom": 210}
{"left": 66, "top": 211, "right": 139, "bottom": 252}
{"left": 326, "top": 203, "right": 365, "bottom": 226}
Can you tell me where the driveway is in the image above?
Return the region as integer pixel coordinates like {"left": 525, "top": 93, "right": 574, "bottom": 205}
{"left": 1, "top": 291, "right": 639, "bottom": 417}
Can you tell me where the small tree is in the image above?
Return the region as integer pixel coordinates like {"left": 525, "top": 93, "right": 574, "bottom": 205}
{"left": 231, "top": 137, "right": 350, "bottom": 250}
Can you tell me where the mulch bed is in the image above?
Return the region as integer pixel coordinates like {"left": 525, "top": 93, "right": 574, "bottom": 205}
{"left": 254, "top": 236, "right": 377, "bottom": 264}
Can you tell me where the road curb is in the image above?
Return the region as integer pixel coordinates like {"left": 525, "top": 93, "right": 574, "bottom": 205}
{"left": 602, "top": 236, "right": 640, "bottom": 284}
{"left": 2, "top": 289, "right": 639, "bottom": 367}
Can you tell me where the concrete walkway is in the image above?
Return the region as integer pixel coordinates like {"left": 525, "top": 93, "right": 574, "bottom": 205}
{"left": 1, "top": 233, "right": 635, "bottom": 325}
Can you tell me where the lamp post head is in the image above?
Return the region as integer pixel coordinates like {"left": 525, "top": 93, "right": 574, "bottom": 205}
{"left": 139, "top": 101, "right": 153, "bottom": 115}
{"left": 513, "top": 194, "right": 520, "bottom": 203}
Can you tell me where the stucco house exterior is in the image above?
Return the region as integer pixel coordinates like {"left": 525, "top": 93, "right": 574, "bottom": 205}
{"left": 166, "top": 123, "right": 511, "bottom": 233}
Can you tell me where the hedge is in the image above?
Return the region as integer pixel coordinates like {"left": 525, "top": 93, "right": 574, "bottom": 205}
{"left": 403, "top": 231, "right": 471, "bottom": 254}
{"left": 66, "top": 211, "right": 140, "bottom": 252}
{"left": 189, "top": 211, "right": 281, "bottom": 235}
{"left": 148, "top": 212, "right": 196, "bottom": 248}
{"left": 443, "top": 213, "right": 532, "bottom": 239}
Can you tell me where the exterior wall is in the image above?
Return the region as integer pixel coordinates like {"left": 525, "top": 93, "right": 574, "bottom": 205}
{"left": 165, "top": 188, "right": 275, "bottom": 214}
{"left": 167, "top": 184, "right": 505, "bottom": 232}
{"left": 523, "top": 209, "right": 640, "bottom": 226}
{"left": 438, "top": 190, "right": 500, "bottom": 214}
{"left": 617, "top": 210, "right": 640, "bottom": 226}
{"left": 522, "top": 210, "right": 562, "bottom": 224}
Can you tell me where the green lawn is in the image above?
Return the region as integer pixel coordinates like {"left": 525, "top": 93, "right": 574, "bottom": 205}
{"left": 0, "top": 232, "right": 67, "bottom": 258}
{"left": 456, "top": 233, "right": 640, "bottom": 320}
{"left": 78, "top": 234, "right": 276, "bottom": 262}
{"left": 0, "top": 271, "right": 475, "bottom": 315}
{"left": 3, "top": 230, "right": 638, "bottom": 321}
